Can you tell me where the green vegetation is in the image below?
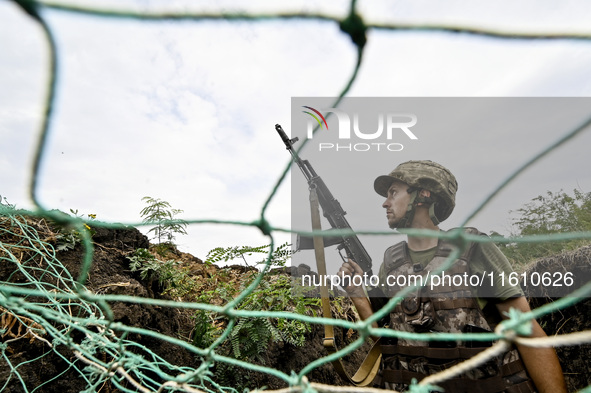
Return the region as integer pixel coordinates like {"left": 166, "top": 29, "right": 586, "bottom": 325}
{"left": 54, "top": 209, "right": 97, "bottom": 251}
{"left": 140, "top": 196, "right": 187, "bottom": 251}
{"left": 205, "top": 242, "right": 292, "bottom": 267}
{"left": 127, "top": 248, "right": 197, "bottom": 298}
{"left": 126, "top": 242, "right": 320, "bottom": 365}
{"left": 227, "top": 275, "right": 318, "bottom": 360}
{"left": 496, "top": 189, "right": 591, "bottom": 265}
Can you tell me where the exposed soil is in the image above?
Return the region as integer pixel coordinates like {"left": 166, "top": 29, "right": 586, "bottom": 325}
{"left": 0, "top": 217, "right": 590, "bottom": 392}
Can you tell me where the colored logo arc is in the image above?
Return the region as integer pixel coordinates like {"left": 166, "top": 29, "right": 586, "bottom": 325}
{"left": 302, "top": 106, "right": 329, "bottom": 130}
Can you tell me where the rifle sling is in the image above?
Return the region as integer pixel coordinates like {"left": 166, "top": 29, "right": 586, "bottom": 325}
{"left": 309, "top": 187, "right": 382, "bottom": 387}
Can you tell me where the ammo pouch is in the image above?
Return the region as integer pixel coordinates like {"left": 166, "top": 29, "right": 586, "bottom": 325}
{"left": 400, "top": 291, "right": 438, "bottom": 332}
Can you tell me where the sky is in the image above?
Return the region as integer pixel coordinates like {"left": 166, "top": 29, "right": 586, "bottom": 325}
{"left": 2, "top": 0, "right": 591, "bottom": 266}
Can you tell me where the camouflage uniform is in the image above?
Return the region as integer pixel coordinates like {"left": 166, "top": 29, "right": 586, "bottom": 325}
{"left": 372, "top": 161, "right": 536, "bottom": 393}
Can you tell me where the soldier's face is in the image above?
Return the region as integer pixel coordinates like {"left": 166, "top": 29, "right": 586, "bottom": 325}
{"left": 382, "top": 181, "right": 411, "bottom": 229}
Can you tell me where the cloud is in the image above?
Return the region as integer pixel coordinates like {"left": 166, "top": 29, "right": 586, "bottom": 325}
{"left": 3, "top": 1, "right": 591, "bottom": 261}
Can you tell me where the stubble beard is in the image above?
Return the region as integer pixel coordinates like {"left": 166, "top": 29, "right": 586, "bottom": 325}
{"left": 387, "top": 217, "right": 399, "bottom": 230}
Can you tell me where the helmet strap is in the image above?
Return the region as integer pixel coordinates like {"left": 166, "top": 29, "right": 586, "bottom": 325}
{"left": 428, "top": 203, "right": 440, "bottom": 226}
{"left": 395, "top": 189, "right": 418, "bottom": 229}
{"left": 396, "top": 188, "right": 440, "bottom": 228}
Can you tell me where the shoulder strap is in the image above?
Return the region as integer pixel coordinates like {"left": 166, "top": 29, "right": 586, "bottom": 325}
{"left": 382, "top": 241, "right": 409, "bottom": 273}
{"left": 437, "top": 227, "right": 482, "bottom": 263}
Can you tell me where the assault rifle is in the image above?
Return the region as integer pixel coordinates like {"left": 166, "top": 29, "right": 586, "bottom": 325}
{"left": 275, "top": 124, "right": 383, "bottom": 297}
{"left": 277, "top": 124, "right": 385, "bottom": 387}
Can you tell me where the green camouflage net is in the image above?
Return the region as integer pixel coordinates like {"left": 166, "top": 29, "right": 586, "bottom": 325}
{"left": 3, "top": 1, "right": 591, "bottom": 392}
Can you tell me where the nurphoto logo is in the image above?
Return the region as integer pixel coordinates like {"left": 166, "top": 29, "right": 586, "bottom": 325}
{"left": 301, "top": 106, "right": 329, "bottom": 130}
{"left": 302, "top": 106, "right": 418, "bottom": 152}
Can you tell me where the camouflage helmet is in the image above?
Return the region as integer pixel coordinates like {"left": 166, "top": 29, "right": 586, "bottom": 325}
{"left": 374, "top": 160, "right": 458, "bottom": 223}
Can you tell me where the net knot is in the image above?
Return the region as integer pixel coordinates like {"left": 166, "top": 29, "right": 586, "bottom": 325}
{"left": 499, "top": 307, "right": 533, "bottom": 338}
{"left": 254, "top": 217, "right": 273, "bottom": 236}
{"left": 339, "top": 11, "right": 367, "bottom": 49}
{"left": 408, "top": 378, "right": 442, "bottom": 393}
{"left": 300, "top": 376, "right": 316, "bottom": 393}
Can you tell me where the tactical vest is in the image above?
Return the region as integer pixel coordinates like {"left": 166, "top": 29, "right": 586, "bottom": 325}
{"left": 377, "top": 228, "right": 537, "bottom": 393}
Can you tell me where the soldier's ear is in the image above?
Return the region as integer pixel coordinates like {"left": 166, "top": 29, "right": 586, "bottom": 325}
{"left": 419, "top": 189, "right": 431, "bottom": 198}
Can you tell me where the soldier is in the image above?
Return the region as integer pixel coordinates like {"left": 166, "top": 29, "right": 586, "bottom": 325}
{"left": 338, "top": 160, "right": 566, "bottom": 393}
